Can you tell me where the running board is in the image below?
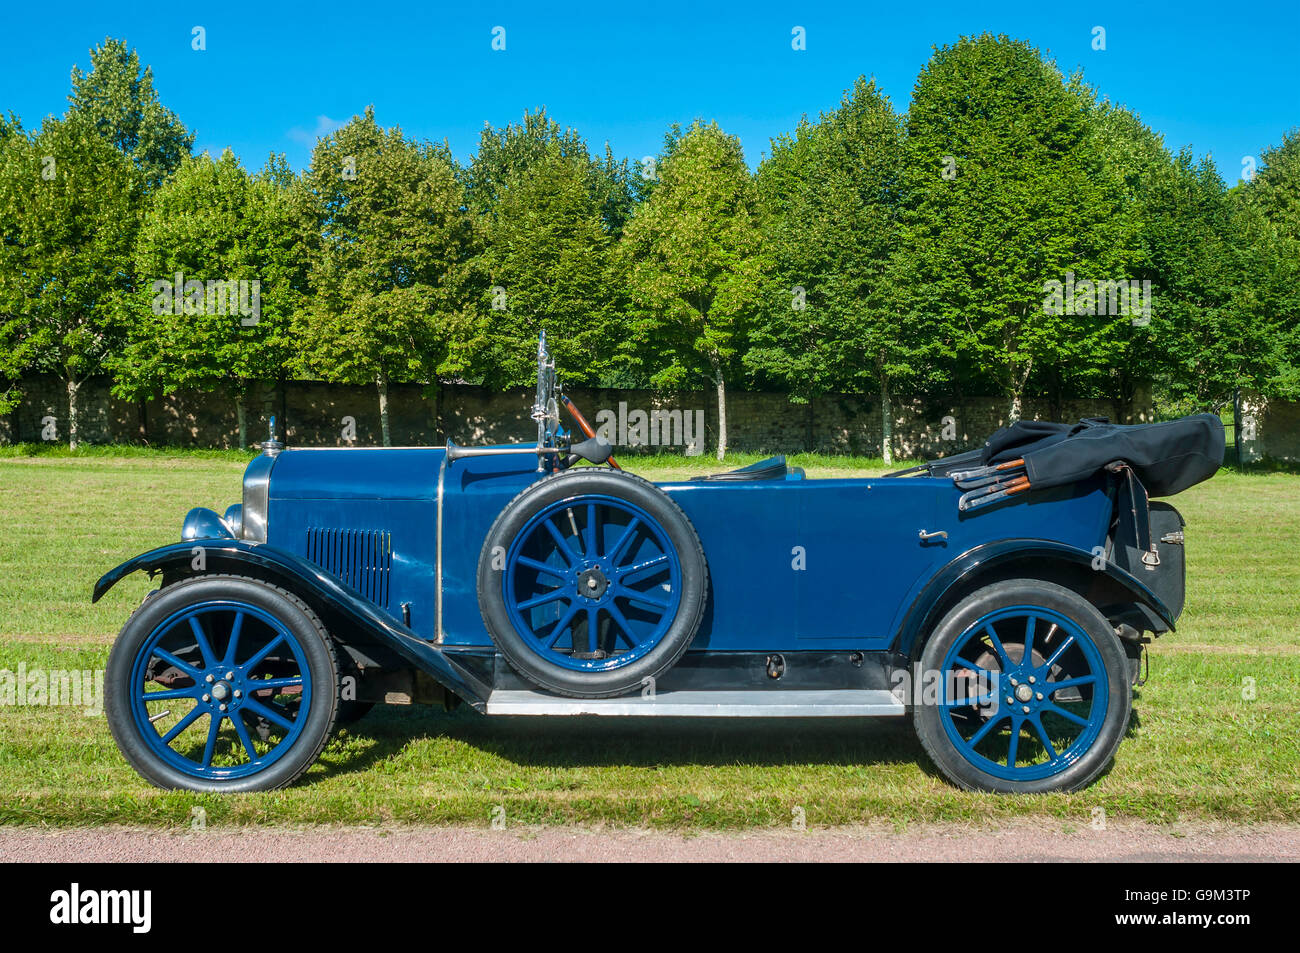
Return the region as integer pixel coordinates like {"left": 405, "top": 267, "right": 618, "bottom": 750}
{"left": 485, "top": 688, "right": 906, "bottom": 717}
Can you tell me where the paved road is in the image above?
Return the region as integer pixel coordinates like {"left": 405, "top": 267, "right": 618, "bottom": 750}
{"left": 2, "top": 822, "right": 1296, "bottom": 862}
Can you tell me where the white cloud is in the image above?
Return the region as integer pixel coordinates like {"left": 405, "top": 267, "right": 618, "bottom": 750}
{"left": 287, "top": 114, "right": 348, "bottom": 145}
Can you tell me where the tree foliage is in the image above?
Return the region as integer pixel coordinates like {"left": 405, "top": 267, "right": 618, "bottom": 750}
{"left": 893, "top": 36, "right": 1135, "bottom": 420}
{"left": 2, "top": 36, "right": 1299, "bottom": 453}
{"left": 68, "top": 37, "right": 193, "bottom": 192}
{"left": 294, "top": 108, "right": 479, "bottom": 444}
{"left": 107, "top": 150, "right": 312, "bottom": 446}
{"left": 0, "top": 115, "right": 139, "bottom": 446}
{"left": 468, "top": 112, "right": 631, "bottom": 387}
{"left": 619, "top": 121, "right": 761, "bottom": 458}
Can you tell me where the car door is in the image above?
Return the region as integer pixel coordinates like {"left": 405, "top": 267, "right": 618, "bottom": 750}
{"left": 792, "top": 479, "right": 948, "bottom": 648}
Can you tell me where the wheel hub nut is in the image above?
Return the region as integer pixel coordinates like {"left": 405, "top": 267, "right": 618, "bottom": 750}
{"left": 1015, "top": 684, "right": 1034, "bottom": 703}
{"left": 576, "top": 567, "right": 609, "bottom": 600}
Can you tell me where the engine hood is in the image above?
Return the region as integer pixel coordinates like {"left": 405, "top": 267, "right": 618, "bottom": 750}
{"left": 263, "top": 447, "right": 446, "bottom": 501}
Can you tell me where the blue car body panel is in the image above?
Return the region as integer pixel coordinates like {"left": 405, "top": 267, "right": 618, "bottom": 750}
{"left": 95, "top": 442, "right": 1171, "bottom": 702}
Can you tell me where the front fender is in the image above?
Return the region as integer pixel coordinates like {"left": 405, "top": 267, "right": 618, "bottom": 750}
{"left": 93, "top": 541, "right": 490, "bottom": 710}
{"left": 894, "top": 538, "right": 1176, "bottom": 657}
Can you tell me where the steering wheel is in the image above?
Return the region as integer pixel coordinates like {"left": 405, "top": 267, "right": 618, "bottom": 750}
{"left": 560, "top": 394, "right": 621, "bottom": 470}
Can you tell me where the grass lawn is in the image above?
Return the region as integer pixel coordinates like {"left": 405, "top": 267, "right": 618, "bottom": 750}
{"left": 0, "top": 445, "right": 1296, "bottom": 828}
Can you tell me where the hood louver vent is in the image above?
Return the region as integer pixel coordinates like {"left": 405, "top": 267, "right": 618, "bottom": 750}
{"left": 305, "top": 528, "right": 392, "bottom": 609}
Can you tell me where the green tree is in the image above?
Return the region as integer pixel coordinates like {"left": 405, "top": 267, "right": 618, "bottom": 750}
{"left": 750, "top": 78, "right": 918, "bottom": 461}
{"left": 0, "top": 112, "right": 28, "bottom": 414}
{"left": 0, "top": 116, "right": 138, "bottom": 447}
{"left": 68, "top": 38, "right": 193, "bottom": 192}
{"left": 466, "top": 109, "right": 633, "bottom": 235}
{"left": 1243, "top": 130, "right": 1300, "bottom": 238}
{"left": 296, "top": 108, "right": 478, "bottom": 445}
{"left": 107, "top": 151, "right": 312, "bottom": 448}
{"left": 1238, "top": 130, "right": 1300, "bottom": 397}
{"left": 893, "top": 35, "right": 1134, "bottom": 422}
{"left": 470, "top": 131, "right": 628, "bottom": 388}
{"left": 620, "top": 121, "right": 761, "bottom": 459}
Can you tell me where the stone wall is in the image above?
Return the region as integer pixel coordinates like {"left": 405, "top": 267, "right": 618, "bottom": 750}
{"left": 1239, "top": 392, "right": 1300, "bottom": 463}
{"left": 4, "top": 373, "right": 1161, "bottom": 459}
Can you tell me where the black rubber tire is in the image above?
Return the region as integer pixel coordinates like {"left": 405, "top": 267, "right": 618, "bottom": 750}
{"left": 477, "top": 468, "right": 708, "bottom": 698}
{"left": 913, "top": 580, "right": 1131, "bottom": 794}
{"left": 105, "top": 574, "right": 340, "bottom": 793}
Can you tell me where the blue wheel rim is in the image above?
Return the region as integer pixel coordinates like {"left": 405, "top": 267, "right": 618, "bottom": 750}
{"left": 938, "top": 605, "right": 1109, "bottom": 782}
{"left": 128, "top": 600, "right": 313, "bottom": 780}
{"left": 503, "top": 494, "right": 683, "bottom": 672}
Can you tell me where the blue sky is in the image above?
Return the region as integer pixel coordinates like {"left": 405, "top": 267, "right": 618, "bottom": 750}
{"left": 1, "top": 1, "right": 1296, "bottom": 179}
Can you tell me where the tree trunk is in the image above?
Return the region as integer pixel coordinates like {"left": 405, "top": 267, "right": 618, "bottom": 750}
{"left": 377, "top": 371, "right": 391, "bottom": 447}
{"left": 713, "top": 367, "right": 727, "bottom": 461}
{"left": 880, "top": 378, "right": 893, "bottom": 466}
{"left": 236, "top": 397, "right": 248, "bottom": 452}
{"left": 1008, "top": 356, "right": 1032, "bottom": 424}
{"left": 433, "top": 379, "right": 444, "bottom": 444}
{"left": 66, "top": 378, "right": 80, "bottom": 450}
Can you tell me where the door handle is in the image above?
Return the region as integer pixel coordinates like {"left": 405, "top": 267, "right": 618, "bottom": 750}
{"left": 918, "top": 529, "right": 949, "bottom": 542}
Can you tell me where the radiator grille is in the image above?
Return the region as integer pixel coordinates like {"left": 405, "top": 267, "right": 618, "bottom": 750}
{"left": 304, "top": 528, "right": 392, "bottom": 608}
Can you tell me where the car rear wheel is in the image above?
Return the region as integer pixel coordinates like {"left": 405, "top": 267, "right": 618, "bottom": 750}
{"left": 105, "top": 574, "right": 340, "bottom": 792}
{"left": 913, "top": 580, "right": 1131, "bottom": 794}
{"left": 477, "top": 469, "right": 708, "bottom": 698}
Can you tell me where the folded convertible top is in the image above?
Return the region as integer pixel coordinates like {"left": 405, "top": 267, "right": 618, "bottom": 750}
{"left": 927, "top": 413, "right": 1225, "bottom": 511}
{"left": 989, "top": 414, "right": 1225, "bottom": 496}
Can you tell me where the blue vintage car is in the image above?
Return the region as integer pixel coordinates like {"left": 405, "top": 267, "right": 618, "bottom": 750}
{"left": 96, "top": 337, "right": 1224, "bottom": 795}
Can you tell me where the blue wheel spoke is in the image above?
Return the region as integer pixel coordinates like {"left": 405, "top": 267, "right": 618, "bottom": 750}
{"left": 1046, "top": 675, "right": 1097, "bottom": 694}
{"left": 618, "top": 585, "right": 670, "bottom": 611}
{"left": 1006, "top": 718, "right": 1022, "bottom": 768}
{"left": 1043, "top": 701, "right": 1091, "bottom": 727}
{"left": 202, "top": 713, "right": 222, "bottom": 767}
{"left": 189, "top": 617, "right": 218, "bottom": 668}
{"left": 242, "top": 634, "right": 286, "bottom": 673}
{"left": 1023, "top": 614, "right": 1036, "bottom": 660}
{"left": 606, "top": 603, "right": 638, "bottom": 647}
{"left": 620, "top": 554, "right": 669, "bottom": 580}
{"left": 542, "top": 601, "right": 581, "bottom": 649}
{"left": 152, "top": 647, "right": 202, "bottom": 680}
{"left": 967, "top": 711, "right": 1009, "bottom": 748}
{"left": 230, "top": 712, "right": 260, "bottom": 763}
{"left": 243, "top": 697, "right": 294, "bottom": 730}
{"left": 605, "top": 517, "right": 641, "bottom": 565}
{"left": 955, "top": 657, "right": 993, "bottom": 676}
{"left": 1042, "top": 634, "right": 1077, "bottom": 672}
{"left": 585, "top": 503, "right": 597, "bottom": 558}
{"left": 1029, "top": 714, "right": 1058, "bottom": 761}
{"left": 585, "top": 608, "right": 599, "bottom": 653}
{"left": 517, "top": 589, "right": 567, "bottom": 612}
{"left": 160, "top": 705, "right": 205, "bottom": 745}
{"left": 543, "top": 518, "right": 578, "bottom": 564}
{"left": 253, "top": 677, "right": 303, "bottom": 691}
{"left": 941, "top": 690, "right": 996, "bottom": 709}
{"left": 140, "top": 687, "right": 198, "bottom": 702}
{"left": 223, "top": 612, "right": 245, "bottom": 666}
{"left": 983, "top": 624, "right": 1013, "bottom": 669}
{"left": 517, "top": 556, "right": 567, "bottom": 581}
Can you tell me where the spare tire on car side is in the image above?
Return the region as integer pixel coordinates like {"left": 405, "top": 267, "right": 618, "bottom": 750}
{"left": 476, "top": 468, "right": 708, "bottom": 698}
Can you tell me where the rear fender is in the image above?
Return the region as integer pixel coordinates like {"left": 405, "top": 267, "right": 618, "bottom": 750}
{"left": 894, "top": 539, "right": 1176, "bottom": 658}
{"left": 93, "top": 541, "right": 490, "bottom": 710}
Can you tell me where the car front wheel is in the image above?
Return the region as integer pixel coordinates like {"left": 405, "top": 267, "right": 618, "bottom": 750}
{"left": 105, "top": 574, "right": 340, "bottom": 792}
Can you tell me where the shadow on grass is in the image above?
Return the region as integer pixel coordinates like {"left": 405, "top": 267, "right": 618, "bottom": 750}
{"left": 317, "top": 705, "right": 929, "bottom": 778}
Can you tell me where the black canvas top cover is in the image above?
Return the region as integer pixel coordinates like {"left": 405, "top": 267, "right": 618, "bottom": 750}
{"left": 984, "top": 413, "right": 1224, "bottom": 497}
